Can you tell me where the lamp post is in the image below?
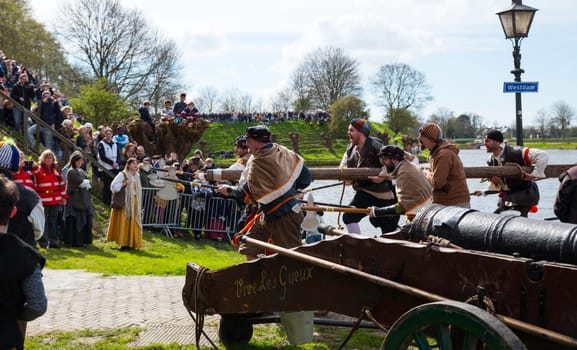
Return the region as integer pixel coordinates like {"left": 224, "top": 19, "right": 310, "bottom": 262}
{"left": 497, "top": 0, "right": 537, "bottom": 146}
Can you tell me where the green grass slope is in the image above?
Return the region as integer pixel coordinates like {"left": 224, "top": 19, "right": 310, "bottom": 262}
{"left": 197, "top": 120, "right": 387, "bottom": 166}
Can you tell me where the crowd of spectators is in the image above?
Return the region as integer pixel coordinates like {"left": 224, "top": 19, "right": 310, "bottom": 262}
{"left": 0, "top": 49, "right": 326, "bottom": 244}
{"left": 197, "top": 110, "right": 331, "bottom": 125}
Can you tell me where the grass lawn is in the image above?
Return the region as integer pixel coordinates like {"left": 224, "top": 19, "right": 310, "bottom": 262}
{"left": 26, "top": 325, "right": 385, "bottom": 350}
{"left": 40, "top": 229, "right": 245, "bottom": 275}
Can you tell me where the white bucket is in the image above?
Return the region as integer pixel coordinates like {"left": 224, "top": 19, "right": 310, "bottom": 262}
{"left": 279, "top": 311, "right": 314, "bottom": 345}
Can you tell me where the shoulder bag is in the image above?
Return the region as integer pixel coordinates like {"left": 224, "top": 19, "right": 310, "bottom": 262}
{"left": 111, "top": 172, "right": 128, "bottom": 209}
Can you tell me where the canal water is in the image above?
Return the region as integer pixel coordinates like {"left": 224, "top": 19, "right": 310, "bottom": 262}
{"left": 309, "top": 148, "right": 577, "bottom": 235}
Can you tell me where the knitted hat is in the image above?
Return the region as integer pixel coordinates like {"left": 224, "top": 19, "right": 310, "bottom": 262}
{"left": 246, "top": 125, "right": 272, "bottom": 143}
{"left": 0, "top": 141, "right": 20, "bottom": 172}
{"left": 485, "top": 129, "right": 504, "bottom": 143}
{"left": 350, "top": 118, "right": 370, "bottom": 136}
{"left": 419, "top": 123, "right": 443, "bottom": 142}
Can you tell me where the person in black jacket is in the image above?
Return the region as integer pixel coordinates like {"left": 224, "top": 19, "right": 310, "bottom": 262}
{"left": 339, "top": 118, "right": 399, "bottom": 234}
{"left": 0, "top": 174, "right": 47, "bottom": 350}
{"left": 0, "top": 141, "right": 45, "bottom": 248}
{"left": 173, "top": 93, "right": 187, "bottom": 115}
{"left": 138, "top": 101, "right": 155, "bottom": 131}
{"left": 9, "top": 73, "right": 35, "bottom": 134}
{"left": 28, "top": 90, "right": 60, "bottom": 150}
{"left": 554, "top": 165, "right": 577, "bottom": 224}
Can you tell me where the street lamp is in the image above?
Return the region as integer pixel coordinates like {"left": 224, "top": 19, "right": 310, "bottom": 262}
{"left": 497, "top": 0, "right": 538, "bottom": 146}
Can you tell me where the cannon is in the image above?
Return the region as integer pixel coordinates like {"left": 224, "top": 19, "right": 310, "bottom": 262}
{"left": 182, "top": 206, "right": 577, "bottom": 349}
{"left": 402, "top": 204, "right": 577, "bottom": 265}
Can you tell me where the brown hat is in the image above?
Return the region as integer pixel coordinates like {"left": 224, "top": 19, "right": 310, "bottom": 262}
{"left": 419, "top": 123, "right": 443, "bottom": 142}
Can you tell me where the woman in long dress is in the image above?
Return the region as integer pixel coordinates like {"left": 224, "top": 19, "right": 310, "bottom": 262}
{"left": 63, "top": 151, "right": 93, "bottom": 246}
{"left": 107, "top": 157, "right": 143, "bottom": 250}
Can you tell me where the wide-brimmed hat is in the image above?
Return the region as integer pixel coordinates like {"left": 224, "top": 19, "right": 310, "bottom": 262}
{"left": 246, "top": 125, "right": 271, "bottom": 143}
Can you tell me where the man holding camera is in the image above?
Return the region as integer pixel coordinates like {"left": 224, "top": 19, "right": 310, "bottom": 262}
{"left": 28, "top": 90, "right": 60, "bottom": 150}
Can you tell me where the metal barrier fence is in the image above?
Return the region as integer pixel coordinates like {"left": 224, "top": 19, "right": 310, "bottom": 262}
{"left": 141, "top": 187, "right": 241, "bottom": 242}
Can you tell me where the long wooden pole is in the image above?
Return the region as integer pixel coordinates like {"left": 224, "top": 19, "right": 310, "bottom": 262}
{"left": 207, "top": 164, "right": 575, "bottom": 182}
{"left": 300, "top": 205, "right": 370, "bottom": 214}
{"left": 240, "top": 235, "right": 577, "bottom": 348}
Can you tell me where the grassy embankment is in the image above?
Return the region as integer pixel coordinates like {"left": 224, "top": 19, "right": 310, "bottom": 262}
{"left": 199, "top": 121, "right": 347, "bottom": 166}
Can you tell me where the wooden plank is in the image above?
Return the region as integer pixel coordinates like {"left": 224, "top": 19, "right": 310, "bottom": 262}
{"left": 206, "top": 164, "right": 575, "bottom": 182}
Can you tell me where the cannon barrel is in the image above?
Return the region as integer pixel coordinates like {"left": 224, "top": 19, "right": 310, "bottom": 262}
{"left": 402, "top": 204, "right": 577, "bottom": 265}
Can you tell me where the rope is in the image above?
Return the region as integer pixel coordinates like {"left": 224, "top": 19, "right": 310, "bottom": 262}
{"left": 337, "top": 306, "right": 388, "bottom": 350}
{"left": 504, "top": 162, "right": 525, "bottom": 179}
{"left": 422, "top": 235, "right": 463, "bottom": 249}
{"left": 464, "top": 295, "right": 497, "bottom": 315}
{"left": 231, "top": 212, "right": 263, "bottom": 246}
{"left": 187, "top": 266, "right": 219, "bottom": 349}
{"left": 336, "top": 182, "right": 346, "bottom": 229}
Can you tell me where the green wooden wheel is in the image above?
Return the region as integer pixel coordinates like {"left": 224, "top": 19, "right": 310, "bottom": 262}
{"left": 381, "top": 301, "right": 527, "bottom": 350}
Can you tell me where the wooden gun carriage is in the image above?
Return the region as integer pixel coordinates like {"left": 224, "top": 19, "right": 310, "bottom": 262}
{"left": 182, "top": 204, "right": 577, "bottom": 349}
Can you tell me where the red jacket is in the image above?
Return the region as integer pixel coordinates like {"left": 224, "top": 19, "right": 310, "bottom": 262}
{"left": 33, "top": 165, "right": 67, "bottom": 206}
{"left": 13, "top": 168, "right": 36, "bottom": 190}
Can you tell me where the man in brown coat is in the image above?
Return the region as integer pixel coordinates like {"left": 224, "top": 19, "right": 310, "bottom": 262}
{"left": 418, "top": 123, "right": 470, "bottom": 208}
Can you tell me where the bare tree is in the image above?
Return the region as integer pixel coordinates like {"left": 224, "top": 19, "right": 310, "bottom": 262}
{"left": 270, "top": 88, "right": 294, "bottom": 113}
{"left": 252, "top": 97, "right": 263, "bottom": 113}
{"left": 291, "top": 46, "right": 361, "bottom": 111}
{"left": 427, "top": 107, "right": 453, "bottom": 133}
{"left": 371, "top": 63, "right": 433, "bottom": 120}
{"left": 551, "top": 101, "right": 575, "bottom": 140}
{"left": 220, "top": 88, "right": 241, "bottom": 113}
{"left": 238, "top": 93, "right": 254, "bottom": 114}
{"left": 291, "top": 69, "right": 312, "bottom": 112}
{"left": 138, "top": 40, "right": 184, "bottom": 111}
{"left": 534, "top": 108, "right": 549, "bottom": 139}
{"left": 56, "top": 0, "right": 182, "bottom": 101}
{"left": 197, "top": 87, "right": 219, "bottom": 113}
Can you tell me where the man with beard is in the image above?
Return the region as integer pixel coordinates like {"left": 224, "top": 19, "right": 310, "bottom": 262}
{"left": 228, "top": 135, "right": 250, "bottom": 171}
{"left": 477, "top": 129, "right": 548, "bottom": 217}
{"left": 368, "top": 145, "right": 432, "bottom": 218}
{"left": 216, "top": 125, "right": 313, "bottom": 345}
{"left": 217, "top": 125, "right": 311, "bottom": 260}
{"left": 340, "top": 118, "right": 399, "bottom": 234}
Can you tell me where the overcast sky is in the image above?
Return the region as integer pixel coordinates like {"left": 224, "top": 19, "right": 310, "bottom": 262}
{"left": 30, "top": 0, "right": 577, "bottom": 127}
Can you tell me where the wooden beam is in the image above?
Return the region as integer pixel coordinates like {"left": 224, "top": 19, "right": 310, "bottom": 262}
{"left": 206, "top": 164, "right": 576, "bottom": 182}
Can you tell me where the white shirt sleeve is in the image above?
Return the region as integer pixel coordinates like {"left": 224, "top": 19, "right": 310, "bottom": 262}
{"left": 228, "top": 162, "right": 245, "bottom": 171}
{"left": 110, "top": 172, "right": 125, "bottom": 193}
{"left": 29, "top": 202, "right": 45, "bottom": 241}
{"left": 525, "top": 147, "right": 549, "bottom": 178}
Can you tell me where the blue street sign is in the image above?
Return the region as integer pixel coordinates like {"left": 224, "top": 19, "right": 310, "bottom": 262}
{"left": 503, "top": 81, "right": 539, "bottom": 93}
